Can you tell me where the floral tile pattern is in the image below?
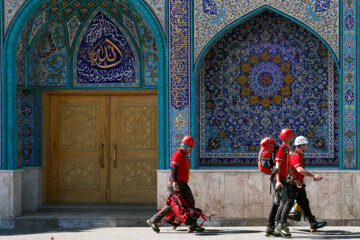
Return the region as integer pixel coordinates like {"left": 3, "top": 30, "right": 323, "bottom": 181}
{"left": 342, "top": 0, "right": 357, "bottom": 169}
{"left": 194, "top": 0, "right": 339, "bottom": 61}
{"left": 199, "top": 11, "right": 339, "bottom": 166}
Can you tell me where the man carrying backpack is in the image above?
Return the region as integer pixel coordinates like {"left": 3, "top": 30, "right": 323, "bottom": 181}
{"left": 286, "top": 136, "right": 327, "bottom": 232}
{"left": 146, "top": 135, "right": 205, "bottom": 233}
{"left": 265, "top": 128, "right": 300, "bottom": 238}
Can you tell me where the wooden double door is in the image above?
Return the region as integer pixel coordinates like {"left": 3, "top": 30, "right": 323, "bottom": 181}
{"left": 44, "top": 91, "right": 158, "bottom": 204}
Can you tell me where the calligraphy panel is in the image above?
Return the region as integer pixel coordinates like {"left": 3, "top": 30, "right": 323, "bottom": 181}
{"left": 169, "top": 0, "right": 191, "bottom": 166}
{"left": 73, "top": 10, "right": 139, "bottom": 88}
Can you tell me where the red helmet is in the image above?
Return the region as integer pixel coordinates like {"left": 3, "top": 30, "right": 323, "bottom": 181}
{"left": 181, "top": 136, "right": 194, "bottom": 147}
{"left": 280, "top": 128, "right": 294, "bottom": 140}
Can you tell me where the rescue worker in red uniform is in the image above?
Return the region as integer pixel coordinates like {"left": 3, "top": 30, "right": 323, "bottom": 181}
{"left": 265, "top": 128, "right": 301, "bottom": 238}
{"left": 287, "top": 136, "right": 327, "bottom": 232}
{"left": 147, "top": 136, "right": 205, "bottom": 233}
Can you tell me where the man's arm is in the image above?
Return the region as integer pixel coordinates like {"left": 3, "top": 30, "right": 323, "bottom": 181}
{"left": 275, "top": 161, "right": 282, "bottom": 189}
{"left": 171, "top": 164, "right": 180, "bottom": 191}
{"left": 296, "top": 166, "right": 322, "bottom": 181}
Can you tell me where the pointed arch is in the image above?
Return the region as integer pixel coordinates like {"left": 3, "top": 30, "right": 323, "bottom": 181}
{"left": 3, "top": 0, "right": 166, "bottom": 169}
{"left": 193, "top": 7, "right": 340, "bottom": 167}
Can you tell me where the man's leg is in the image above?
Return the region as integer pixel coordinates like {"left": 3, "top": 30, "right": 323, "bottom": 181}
{"left": 265, "top": 180, "right": 280, "bottom": 236}
{"left": 147, "top": 181, "right": 174, "bottom": 233}
{"left": 296, "top": 185, "right": 327, "bottom": 231}
{"left": 276, "top": 183, "right": 294, "bottom": 238}
{"left": 295, "top": 185, "right": 315, "bottom": 222}
{"left": 179, "top": 183, "right": 204, "bottom": 233}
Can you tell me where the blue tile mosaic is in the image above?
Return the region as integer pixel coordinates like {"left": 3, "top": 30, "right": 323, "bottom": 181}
{"left": 199, "top": 11, "right": 339, "bottom": 166}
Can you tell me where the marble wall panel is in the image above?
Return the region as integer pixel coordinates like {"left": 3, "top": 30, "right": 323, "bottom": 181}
{"left": 0, "top": 171, "right": 22, "bottom": 218}
{"left": 157, "top": 170, "right": 360, "bottom": 220}
{"left": 22, "top": 168, "right": 42, "bottom": 211}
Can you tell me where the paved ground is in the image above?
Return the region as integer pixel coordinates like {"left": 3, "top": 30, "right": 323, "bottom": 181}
{"left": 1, "top": 226, "right": 360, "bottom": 240}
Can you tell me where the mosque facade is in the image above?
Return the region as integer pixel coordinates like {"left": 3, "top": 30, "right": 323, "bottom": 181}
{"left": 0, "top": 0, "right": 359, "bottom": 221}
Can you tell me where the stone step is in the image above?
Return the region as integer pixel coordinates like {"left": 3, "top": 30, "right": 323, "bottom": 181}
{"left": 0, "top": 205, "right": 157, "bottom": 230}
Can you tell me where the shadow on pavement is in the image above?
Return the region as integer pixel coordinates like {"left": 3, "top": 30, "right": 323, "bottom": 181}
{"left": 0, "top": 228, "right": 88, "bottom": 236}
{"left": 293, "top": 229, "right": 360, "bottom": 239}
{"left": 166, "top": 228, "right": 262, "bottom": 236}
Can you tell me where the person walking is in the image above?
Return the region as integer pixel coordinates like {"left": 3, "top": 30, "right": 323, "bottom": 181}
{"left": 265, "top": 128, "right": 300, "bottom": 238}
{"left": 146, "top": 136, "right": 205, "bottom": 233}
{"left": 287, "top": 136, "right": 327, "bottom": 232}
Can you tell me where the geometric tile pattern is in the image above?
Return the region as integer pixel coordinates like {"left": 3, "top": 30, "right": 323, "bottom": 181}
{"left": 67, "top": 14, "right": 81, "bottom": 50}
{"left": 199, "top": 11, "right": 339, "bottom": 166}
{"left": 143, "top": 0, "right": 166, "bottom": 32}
{"left": 342, "top": 0, "right": 357, "bottom": 169}
{"left": 194, "top": 0, "right": 339, "bottom": 61}
{"left": 3, "top": 0, "right": 27, "bottom": 37}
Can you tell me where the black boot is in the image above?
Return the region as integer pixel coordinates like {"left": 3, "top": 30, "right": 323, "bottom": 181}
{"left": 310, "top": 220, "right": 327, "bottom": 232}
{"left": 188, "top": 224, "right": 205, "bottom": 233}
{"left": 265, "top": 224, "right": 280, "bottom": 237}
{"left": 275, "top": 223, "right": 292, "bottom": 238}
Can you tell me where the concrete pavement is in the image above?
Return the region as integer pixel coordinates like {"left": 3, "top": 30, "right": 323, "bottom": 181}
{"left": 1, "top": 226, "right": 360, "bottom": 240}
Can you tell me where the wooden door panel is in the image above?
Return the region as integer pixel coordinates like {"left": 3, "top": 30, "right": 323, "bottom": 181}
{"left": 49, "top": 95, "right": 108, "bottom": 203}
{"left": 110, "top": 94, "right": 158, "bottom": 203}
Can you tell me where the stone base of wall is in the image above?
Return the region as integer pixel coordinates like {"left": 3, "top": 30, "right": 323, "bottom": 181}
{"left": 22, "top": 168, "right": 43, "bottom": 212}
{"left": 157, "top": 170, "right": 360, "bottom": 222}
{"left": 0, "top": 170, "right": 22, "bottom": 218}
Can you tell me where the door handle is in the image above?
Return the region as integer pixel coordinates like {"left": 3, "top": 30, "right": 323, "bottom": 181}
{"left": 99, "top": 143, "right": 105, "bottom": 168}
{"left": 113, "top": 143, "right": 117, "bottom": 168}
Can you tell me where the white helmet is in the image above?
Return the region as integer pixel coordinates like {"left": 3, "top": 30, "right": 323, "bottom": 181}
{"left": 294, "top": 136, "right": 308, "bottom": 146}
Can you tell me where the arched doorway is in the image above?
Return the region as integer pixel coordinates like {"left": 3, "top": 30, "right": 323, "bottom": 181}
{"left": 194, "top": 9, "right": 340, "bottom": 167}
{"left": 5, "top": 0, "right": 166, "bottom": 205}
